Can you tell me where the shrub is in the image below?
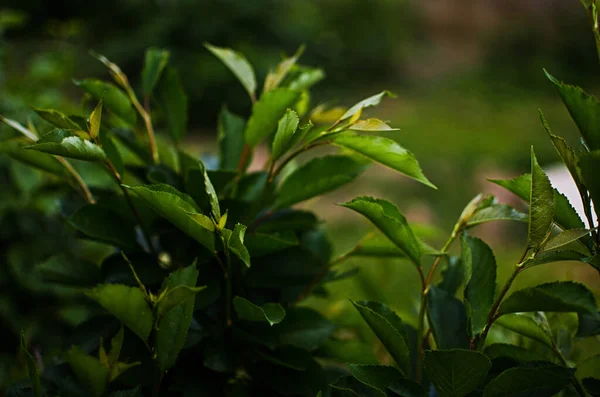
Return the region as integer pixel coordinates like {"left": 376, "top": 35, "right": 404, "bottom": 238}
{"left": 2, "top": 6, "right": 600, "bottom": 397}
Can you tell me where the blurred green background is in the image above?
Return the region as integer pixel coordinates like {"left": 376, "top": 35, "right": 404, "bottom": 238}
{"left": 1, "top": 0, "right": 599, "bottom": 340}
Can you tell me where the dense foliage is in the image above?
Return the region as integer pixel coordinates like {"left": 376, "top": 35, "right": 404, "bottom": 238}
{"left": 2, "top": 3, "right": 600, "bottom": 397}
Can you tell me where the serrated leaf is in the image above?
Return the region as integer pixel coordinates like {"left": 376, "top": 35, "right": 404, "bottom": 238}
{"left": 349, "top": 118, "right": 399, "bottom": 132}
{"left": 233, "top": 296, "right": 285, "bottom": 326}
{"left": 68, "top": 204, "right": 138, "bottom": 250}
{"left": 580, "top": 150, "right": 600, "bottom": 219}
{"left": 226, "top": 223, "right": 250, "bottom": 267}
{"left": 333, "top": 133, "right": 435, "bottom": 189}
{"left": 427, "top": 286, "right": 470, "bottom": 349}
{"left": 271, "top": 108, "right": 299, "bottom": 160}
{"left": 483, "top": 363, "right": 573, "bottom": 397}
{"left": 86, "top": 284, "right": 152, "bottom": 343}
{"left": 0, "top": 138, "right": 64, "bottom": 175}
{"left": 339, "top": 91, "right": 395, "bottom": 122}
{"left": 218, "top": 106, "right": 247, "bottom": 171}
{"left": 577, "top": 312, "right": 600, "bottom": 337}
{"left": 26, "top": 129, "right": 106, "bottom": 161}
{"left": 498, "top": 281, "right": 597, "bottom": 315}
{"left": 351, "top": 300, "right": 411, "bottom": 376}
{"left": 341, "top": 197, "right": 420, "bottom": 265}
{"left": 245, "top": 88, "right": 301, "bottom": 147}
{"left": 348, "top": 364, "right": 425, "bottom": 397}
{"left": 141, "top": 48, "right": 169, "bottom": 96}
{"left": 33, "top": 108, "right": 81, "bottom": 130}
{"left": 330, "top": 375, "right": 386, "bottom": 397}
{"left": 494, "top": 314, "right": 553, "bottom": 347}
{"left": 156, "top": 263, "right": 198, "bottom": 371}
{"left": 540, "top": 229, "right": 592, "bottom": 252}
{"left": 545, "top": 69, "right": 600, "bottom": 150}
{"left": 528, "top": 148, "right": 555, "bottom": 250}
{"left": 20, "top": 332, "right": 42, "bottom": 397}
{"left": 264, "top": 45, "right": 304, "bottom": 93}
{"left": 205, "top": 43, "right": 256, "bottom": 101}
{"left": 424, "top": 349, "right": 491, "bottom": 397}
{"left": 461, "top": 235, "right": 497, "bottom": 335}
{"left": 156, "top": 284, "right": 206, "bottom": 319}
{"left": 275, "top": 155, "right": 365, "bottom": 209}
{"left": 156, "top": 67, "right": 188, "bottom": 142}
{"left": 466, "top": 204, "right": 527, "bottom": 227}
{"left": 74, "top": 79, "right": 137, "bottom": 126}
{"left": 65, "top": 346, "right": 109, "bottom": 397}
{"left": 126, "top": 184, "right": 215, "bottom": 251}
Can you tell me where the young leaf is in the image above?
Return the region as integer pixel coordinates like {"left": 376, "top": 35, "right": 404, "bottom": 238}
{"left": 0, "top": 114, "right": 38, "bottom": 140}
{"left": 89, "top": 101, "right": 103, "bottom": 139}
{"left": 225, "top": 223, "right": 250, "bottom": 267}
{"left": 338, "top": 91, "right": 395, "bottom": 122}
{"left": 186, "top": 161, "right": 220, "bottom": 220}
{"left": 218, "top": 106, "right": 247, "bottom": 170}
{"left": 156, "top": 263, "right": 199, "bottom": 371}
{"left": 65, "top": 346, "right": 110, "bottom": 397}
{"left": 494, "top": 314, "right": 553, "bottom": 348}
{"left": 125, "top": 184, "right": 215, "bottom": 251}
{"left": 545, "top": 69, "right": 600, "bottom": 151}
{"left": 156, "top": 67, "right": 188, "bottom": 142}
{"left": 498, "top": 281, "right": 597, "bottom": 315}
{"left": 483, "top": 364, "right": 573, "bottom": 397}
{"left": 0, "top": 138, "right": 65, "bottom": 175}
{"left": 245, "top": 88, "right": 301, "bottom": 147}
{"left": 427, "top": 286, "right": 470, "bottom": 349}
{"left": 86, "top": 284, "right": 153, "bottom": 343}
{"left": 288, "top": 66, "right": 325, "bottom": 91}
{"left": 424, "top": 349, "right": 491, "bottom": 397}
{"left": 26, "top": 129, "right": 106, "bottom": 161}
{"left": 528, "top": 148, "right": 555, "bottom": 251}
{"left": 68, "top": 204, "right": 138, "bottom": 250}
{"left": 156, "top": 284, "right": 206, "bottom": 319}
{"left": 461, "top": 235, "right": 497, "bottom": 335}
{"left": 332, "top": 133, "right": 436, "bottom": 189}
{"left": 341, "top": 197, "right": 420, "bottom": 265}
{"left": 74, "top": 79, "right": 137, "bottom": 126}
{"left": 540, "top": 229, "right": 592, "bottom": 252}
{"left": 271, "top": 108, "right": 300, "bottom": 161}
{"left": 263, "top": 45, "right": 304, "bottom": 93}
{"left": 233, "top": 296, "right": 286, "bottom": 326}
{"left": 32, "top": 108, "right": 81, "bottom": 130}
{"left": 141, "top": 48, "right": 169, "bottom": 96}
{"left": 275, "top": 155, "right": 366, "bottom": 209}
{"left": 349, "top": 118, "right": 399, "bottom": 131}
{"left": 348, "top": 364, "right": 425, "bottom": 397}
{"left": 108, "top": 326, "right": 125, "bottom": 367}
{"left": 465, "top": 204, "right": 527, "bottom": 227}
{"left": 20, "top": 332, "right": 42, "bottom": 397}
{"left": 205, "top": 43, "right": 257, "bottom": 101}
{"left": 579, "top": 150, "right": 600, "bottom": 218}
{"left": 351, "top": 300, "right": 411, "bottom": 376}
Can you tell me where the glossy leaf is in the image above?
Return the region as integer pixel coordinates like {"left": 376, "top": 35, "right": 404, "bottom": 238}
{"left": 498, "top": 281, "right": 597, "bottom": 315}
{"left": 352, "top": 300, "right": 411, "bottom": 376}
{"left": 186, "top": 161, "right": 220, "bottom": 220}
{"left": 288, "top": 66, "right": 325, "bottom": 91}
{"left": 68, "top": 204, "right": 138, "bottom": 250}
{"left": 333, "top": 133, "right": 435, "bottom": 188}
{"left": 350, "top": 118, "right": 399, "bottom": 131}
{"left": 275, "top": 155, "right": 365, "bottom": 209}
{"left": 483, "top": 363, "right": 573, "bottom": 397}
{"left": 65, "top": 346, "right": 109, "bottom": 397}
{"left": 225, "top": 223, "right": 250, "bottom": 267}
{"left": 339, "top": 91, "right": 394, "bottom": 122}
{"left": 156, "top": 67, "right": 188, "bottom": 142}
{"left": 494, "top": 314, "right": 553, "bottom": 347}
{"left": 0, "top": 138, "right": 64, "bottom": 175}
{"left": 528, "top": 148, "right": 555, "bottom": 250}
{"left": 271, "top": 108, "right": 299, "bottom": 160}
{"left": 461, "top": 235, "right": 497, "bottom": 335}
{"left": 33, "top": 108, "right": 81, "bottom": 130}
{"left": 142, "top": 47, "right": 169, "bottom": 96}
{"left": 205, "top": 43, "right": 256, "bottom": 101}
{"left": 264, "top": 45, "right": 304, "bottom": 93}
{"left": 245, "top": 88, "right": 301, "bottom": 146}
{"left": 26, "top": 129, "right": 106, "bottom": 161}
{"left": 89, "top": 101, "right": 103, "bottom": 139}
{"left": 125, "top": 184, "right": 215, "bottom": 251}
{"left": 74, "top": 79, "right": 137, "bottom": 125}
{"left": 233, "top": 296, "right": 285, "bottom": 325}
{"left": 341, "top": 197, "right": 420, "bottom": 265}
{"left": 86, "top": 284, "right": 153, "bottom": 343}
{"left": 156, "top": 284, "right": 206, "bottom": 318}
{"left": 465, "top": 204, "right": 527, "bottom": 227}
{"left": 424, "top": 349, "right": 491, "bottom": 397}
{"left": 0, "top": 114, "right": 38, "bottom": 140}
{"left": 528, "top": 250, "right": 586, "bottom": 267}
{"left": 540, "top": 229, "right": 592, "bottom": 252}
{"left": 218, "top": 106, "right": 247, "bottom": 170}
{"left": 580, "top": 150, "right": 600, "bottom": 218}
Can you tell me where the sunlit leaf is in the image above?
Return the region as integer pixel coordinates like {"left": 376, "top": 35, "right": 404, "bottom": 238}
{"left": 26, "top": 129, "right": 106, "bottom": 161}
{"left": 205, "top": 43, "right": 257, "bottom": 101}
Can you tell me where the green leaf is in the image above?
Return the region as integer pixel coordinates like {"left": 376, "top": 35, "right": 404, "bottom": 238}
{"left": 498, "top": 281, "right": 597, "bottom": 315}
{"left": 528, "top": 250, "right": 587, "bottom": 267}
{"left": 483, "top": 363, "right": 573, "bottom": 397}
{"left": 0, "top": 115, "right": 38, "bottom": 140}
{"left": 577, "top": 312, "right": 600, "bottom": 337}
{"left": 427, "top": 286, "right": 470, "bottom": 349}
{"left": 424, "top": 349, "right": 491, "bottom": 397}
{"left": 26, "top": 129, "right": 106, "bottom": 161}
{"left": 125, "top": 184, "right": 215, "bottom": 251}
{"left": 108, "top": 326, "right": 125, "bottom": 367}
{"left": 461, "top": 235, "right": 497, "bottom": 335}
{"left": 288, "top": 66, "right": 325, "bottom": 91}
{"left": 528, "top": 148, "right": 555, "bottom": 250}
{"left": 348, "top": 365, "right": 425, "bottom": 397}
{"left": 226, "top": 223, "right": 250, "bottom": 268}
{"left": 264, "top": 45, "right": 304, "bottom": 93}
{"left": 156, "top": 67, "right": 188, "bottom": 142}
{"left": 330, "top": 375, "right": 386, "bottom": 397}
{"left": 65, "top": 346, "right": 109, "bottom": 397}
{"left": 245, "top": 88, "right": 301, "bottom": 147}
{"left": 20, "top": 332, "right": 42, "bottom": 397}
{"left": 275, "top": 307, "right": 334, "bottom": 350}
{"left": 36, "top": 254, "right": 100, "bottom": 286}
{"left": 68, "top": 204, "right": 138, "bottom": 250}
{"left": 540, "top": 229, "right": 592, "bottom": 252}
{"left": 218, "top": 106, "right": 247, "bottom": 171}
{"left": 580, "top": 150, "right": 600, "bottom": 219}
{"left": 484, "top": 343, "right": 550, "bottom": 363}
{"left": 186, "top": 161, "right": 220, "bottom": 220}
{"left": 205, "top": 43, "right": 256, "bottom": 101}
{"left": 333, "top": 133, "right": 435, "bottom": 189}
{"left": 99, "top": 129, "right": 124, "bottom": 177}
{"left": 233, "top": 296, "right": 286, "bottom": 326}
{"left": 271, "top": 108, "right": 300, "bottom": 160}
{"left": 438, "top": 256, "right": 465, "bottom": 296}
{"left": 494, "top": 314, "right": 553, "bottom": 348}
{"left": 32, "top": 108, "right": 81, "bottom": 130}
{"left": 465, "top": 204, "right": 527, "bottom": 227}
{"left": 275, "top": 155, "right": 365, "bottom": 209}
{"left": 156, "top": 284, "right": 206, "bottom": 319}
{"left": 86, "top": 284, "right": 153, "bottom": 343}
{"left": 341, "top": 197, "right": 420, "bottom": 265}
{"left": 142, "top": 48, "right": 169, "bottom": 96}
{"left": 339, "top": 91, "right": 395, "bottom": 122}
{"left": 545, "top": 69, "right": 600, "bottom": 150}
{"left": 349, "top": 118, "right": 400, "bottom": 132}
{"left": 89, "top": 101, "right": 103, "bottom": 139}
{"left": 351, "top": 300, "right": 411, "bottom": 376}
{"left": 156, "top": 263, "right": 199, "bottom": 371}
{"left": 245, "top": 231, "right": 299, "bottom": 256}
{"left": 0, "top": 138, "right": 65, "bottom": 175}
{"left": 255, "top": 346, "right": 311, "bottom": 371}
{"left": 74, "top": 79, "right": 137, "bottom": 126}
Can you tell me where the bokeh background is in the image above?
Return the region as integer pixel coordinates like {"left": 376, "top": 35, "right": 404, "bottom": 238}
{"left": 1, "top": 0, "right": 599, "bottom": 353}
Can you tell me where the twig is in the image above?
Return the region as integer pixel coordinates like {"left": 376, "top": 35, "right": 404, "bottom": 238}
{"left": 55, "top": 157, "right": 95, "bottom": 204}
